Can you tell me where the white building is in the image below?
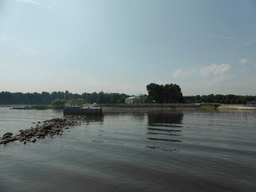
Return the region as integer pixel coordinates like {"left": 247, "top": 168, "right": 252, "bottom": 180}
{"left": 125, "top": 94, "right": 145, "bottom": 104}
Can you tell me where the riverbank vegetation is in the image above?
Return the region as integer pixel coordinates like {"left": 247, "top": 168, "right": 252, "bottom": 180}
{"left": 31, "top": 104, "right": 52, "bottom": 109}
{"left": 1, "top": 88, "right": 255, "bottom": 106}
{"left": 184, "top": 94, "right": 256, "bottom": 104}
{"left": 0, "top": 91, "right": 130, "bottom": 105}
{"left": 200, "top": 104, "right": 215, "bottom": 111}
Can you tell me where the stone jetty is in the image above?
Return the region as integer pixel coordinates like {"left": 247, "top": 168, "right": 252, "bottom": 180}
{"left": 0, "top": 118, "right": 76, "bottom": 145}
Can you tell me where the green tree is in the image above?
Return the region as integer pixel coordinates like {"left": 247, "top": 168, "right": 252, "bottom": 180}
{"left": 195, "top": 95, "right": 201, "bottom": 103}
{"left": 97, "top": 91, "right": 105, "bottom": 104}
{"left": 118, "top": 94, "right": 129, "bottom": 103}
{"left": 76, "top": 98, "right": 86, "bottom": 104}
{"left": 52, "top": 98, "right": 65, "bottom": 105}
{"left": 215, "top": 99, "right": 220, "bottom": 103}
{"left": 67, "top": 99, "right": 75, "bottom": 103}
{"left": 231, "top": 99, "right": 236, "bottom": 104}
{"left": 146, "top": 83, "right": 184, "bottom": 103}
{"left": 145, "top": 95, "right": 153, "bottom": 103}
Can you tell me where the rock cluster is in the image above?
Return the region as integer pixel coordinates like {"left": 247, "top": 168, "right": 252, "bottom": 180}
{"left": 0, "top": 118, "right": 76, "bottom": 145}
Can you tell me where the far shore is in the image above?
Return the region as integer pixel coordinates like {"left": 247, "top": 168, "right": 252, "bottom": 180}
{"left": 5, "top": 104, "right": 256, "bottom": 111}
{"left": 217, "top": 105, "right": 256, "bottom": 110}
{"left": 103, "top": 104, "right": 256, "bottom": 112}
{"left": 102, "top": 107, "right": 201, "bottom": 112}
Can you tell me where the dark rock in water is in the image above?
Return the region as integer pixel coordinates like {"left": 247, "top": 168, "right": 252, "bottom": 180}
{"left": 1, "top": 139, "right": 9, "bottom": 144}
{"left": 3, "top": 135, "right": 11, "bottom": 139}
{"left": 24, "top": 132, "right": 34, "bottom": 137}
{"left": 3, "top": 137, "right": 16, "bottom": 143}
{"left": 24, "top": 141, "right": 26, "bottom": 144}
{"left": 19, "top": 137, "right": 25, "bottom": 141}
{"left": 43, "top": 124, "right": 53, "bottom": 130}
{"left": 38, "top": 127, "right": 46, "bottom": 132}
{"left": 3, "top": 132, "right": 13, "bottom": 137}
{"left": 38, "top": 121, "right": 40, "bottom": 123}
{"left": 37, "top": 132, "right": 46, "bottom": 136}
{"left": 30, "top": 138, "right": 36, "bottom": 142}
{"left": 65, "top": 127, "right": 69, "bottom": 129}
{"left": 10, "top": 137, "right": 17, "bottom": 141}
{"left": 48, "top": 130, "right": 56, "bottom": 133}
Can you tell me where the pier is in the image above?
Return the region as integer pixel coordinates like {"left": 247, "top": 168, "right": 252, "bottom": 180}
{"left": 63, "top": 103, "right": 102, "bottom": 116}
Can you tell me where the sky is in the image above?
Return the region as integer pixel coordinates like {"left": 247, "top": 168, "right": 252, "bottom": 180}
{"left": 0, "top": 0, "right": 256, "bottom": 96}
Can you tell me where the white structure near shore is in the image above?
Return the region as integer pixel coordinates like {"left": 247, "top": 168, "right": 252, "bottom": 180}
{"left": 125, "top": 94, "right": 145, "bottom": 104}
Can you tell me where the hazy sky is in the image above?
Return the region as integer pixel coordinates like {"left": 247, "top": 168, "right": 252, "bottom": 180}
{"left": 0, "top": 0, "right": 256, "bottom": 96}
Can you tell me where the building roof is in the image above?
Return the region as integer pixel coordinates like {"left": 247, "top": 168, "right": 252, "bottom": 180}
{"left": 125, "top": 96, "right": 138, "bottom": 100}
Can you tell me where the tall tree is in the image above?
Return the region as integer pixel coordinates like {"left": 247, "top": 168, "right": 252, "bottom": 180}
{"left": 146, "top": 83, "right": 185, "bottom": 103}
{"left": 97, "top": 91, "right": 105, "bottom": 104}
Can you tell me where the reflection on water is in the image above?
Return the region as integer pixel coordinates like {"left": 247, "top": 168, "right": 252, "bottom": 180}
{"left": 65, "top": 115, "right": 104, "bottom": 126}
{"left": 147, "top": 112, "right": 184, "bottom": 125}
{"left": 146, "top": 112, "right": 184, "bottom": 149}
{"left": 147, "top": 127, "right": 182, "bottom": 132}
{"left": 147, "top": 132, "right": 181, "bottom": 136}
{"left": 147, "top": 138, "right": 181, "bottom": 142}
{"left": 81, "top": 115, "right": 104, "bottom": 125}
{"left": 130, "top": 112, "right": 146, "bottom": 121}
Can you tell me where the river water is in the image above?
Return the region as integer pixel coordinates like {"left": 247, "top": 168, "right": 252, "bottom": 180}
{"left": 0, "top": 106, "right": 255, "bottom": 192}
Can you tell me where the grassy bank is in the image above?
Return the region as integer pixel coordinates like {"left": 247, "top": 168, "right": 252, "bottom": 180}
{"left": 200, "top": 104, "right": 215, "bottom": 111}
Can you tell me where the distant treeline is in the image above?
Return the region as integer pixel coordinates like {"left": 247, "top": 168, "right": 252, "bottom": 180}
{"left": 0, "top": 91, "right": 129, "bottom": 105}
{"left": 1, "top": 90, "right": 255, "bottom": 105}
{"left": 184, "top": 94, "right": 256, "bottom": 104}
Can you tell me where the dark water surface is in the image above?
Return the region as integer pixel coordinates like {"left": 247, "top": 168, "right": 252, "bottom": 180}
{"left": 0, "top": 107, "right": 256, "bottom": 191}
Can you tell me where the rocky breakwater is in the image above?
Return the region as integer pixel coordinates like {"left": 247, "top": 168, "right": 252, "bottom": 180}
{"left": 0, "top": 118, "right": 76, "bottom": 145}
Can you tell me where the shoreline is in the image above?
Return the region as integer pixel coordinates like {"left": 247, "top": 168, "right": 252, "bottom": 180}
{"left": 6, "top": 104, "right": 256, "bottom": 112}
{"left": 217, "top": 105, "right": 256, "bottom": 110}
{"left": 102, "top": 107, "right": 200, "bottom": 112}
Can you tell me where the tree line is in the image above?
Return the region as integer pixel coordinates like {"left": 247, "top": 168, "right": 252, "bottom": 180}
{"left": 1, "top": 86, "right": 255, "bottom": 105}
{"left": 0, "top": 91, "right": 129, "bottom": 105}
{"left": 144, "top": 83, "right": 256, "bottom": 104}
{"left": 184, "top": 94, "right": 256, "bottom": 104}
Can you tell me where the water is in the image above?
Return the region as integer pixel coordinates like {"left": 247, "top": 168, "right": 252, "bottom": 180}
{"left": 0, "top": 107, "right": 256, "bottom": 191}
